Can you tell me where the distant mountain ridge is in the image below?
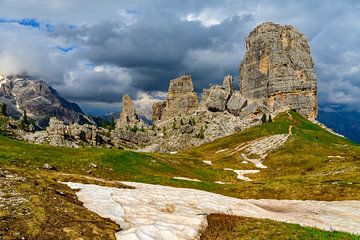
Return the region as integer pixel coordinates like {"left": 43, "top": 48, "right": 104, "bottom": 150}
{"left": 318, "top": 107, "right": 360, "bottom": 144}
{"left": 0, "top": 75, "right": 94, "bottom": 128}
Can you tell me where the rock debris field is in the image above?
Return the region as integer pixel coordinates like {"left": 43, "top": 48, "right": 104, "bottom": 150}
{"left": 64, "top": 181, "right": 360, "bottom": 240}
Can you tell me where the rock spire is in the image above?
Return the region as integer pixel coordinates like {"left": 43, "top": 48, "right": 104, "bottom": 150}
{"left": 116, "top": 95, "right": 139, "bottom": 129}
{"left": 239, "top": 22, "right": 317, "bottom": 120}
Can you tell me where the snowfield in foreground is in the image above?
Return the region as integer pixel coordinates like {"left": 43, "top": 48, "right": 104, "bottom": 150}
{"left": 64, "top": 182, "right": 360, "bottom": 240}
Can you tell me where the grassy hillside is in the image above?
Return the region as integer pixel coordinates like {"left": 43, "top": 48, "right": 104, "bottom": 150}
{"left": 201, "top": 214, "right": 359, "bottom": 240}
{"left": 1, "top": 111, "right": 359, "bottom": 239}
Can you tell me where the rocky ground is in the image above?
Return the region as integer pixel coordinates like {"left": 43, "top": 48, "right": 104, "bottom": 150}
{"left": 0, "top": 168, "right": 121, "bottom": 240}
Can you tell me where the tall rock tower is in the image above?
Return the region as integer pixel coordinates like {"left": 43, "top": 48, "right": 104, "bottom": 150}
{"left": 116, "top": 95, "right": 140, "bottom": 129}
{"left": 239, "top": 22, "right": 317, "bottom": 120}
{"left": 152, "top": 74, "right": 198, "bottom": 122}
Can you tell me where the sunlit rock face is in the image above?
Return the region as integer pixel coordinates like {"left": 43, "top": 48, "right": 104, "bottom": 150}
{"left": 152, "top": 75, "right": 199, "bottom": 123}
{"left": 239, "top": 22, "right": 318, "bottom": 120}
{"left": 116, "top": 95, "right": 140, "bottom": 129}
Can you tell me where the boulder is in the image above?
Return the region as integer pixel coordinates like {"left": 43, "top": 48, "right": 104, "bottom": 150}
{"left": 227, "top": 92, "right": 247, "bottom": 116}
{"left": 180, "top": 124, "right": 194, "bottom": 134}
{"left": 205, "top": 86, "right": 229, "bottom": 112}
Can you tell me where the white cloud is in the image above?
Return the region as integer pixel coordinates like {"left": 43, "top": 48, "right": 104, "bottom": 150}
{"left": 133, "top": 91, "right": 166, "bottom": 118}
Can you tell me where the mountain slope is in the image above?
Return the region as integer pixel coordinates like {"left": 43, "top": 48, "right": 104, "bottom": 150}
{"left": 0, "top": 111, "right": 359, "bottom": 239}
{"left": 0, "top": 75, "right": 94, "bottom": 128}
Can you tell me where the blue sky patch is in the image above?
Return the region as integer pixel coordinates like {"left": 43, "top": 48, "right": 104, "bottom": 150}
{"left": 0, "top": 18, "right": 40, "bottom": 28}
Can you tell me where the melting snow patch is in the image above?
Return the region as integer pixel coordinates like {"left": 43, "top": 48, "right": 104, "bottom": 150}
{"left": 173, "top": 177, "right": 201, "bottom": 182}
{"left": 215, "top": 149, "right": 228, "bottom": 153}
{"left": 214, "top": 181, "right": 226, "bottom": 184}
{"left": 170, "top": 151, "right": 178, "bottom": 155}
{"left": 64, "top": 181, "right": 360, "bottom": 240}
{"left": 223, "top": 168, "right": 260, "bottom": 181}
{"left": 203, "top": 160, "right": 212, "bottom": 165}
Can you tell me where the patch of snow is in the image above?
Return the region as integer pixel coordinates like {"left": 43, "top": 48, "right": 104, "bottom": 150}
{"left": 223, "top": 168, "right": 260, "bottom": 181}
{"left": 173, "top": 177, "right": 201, "bottom": 182}
{"left": 214, "top": 181, "right": 226, "bottom": 184}
{"left": 0, "top": 76, "right": 6, "bottom": 88}
{"left": 238, "top": 133, "right": 289, "bottom": 169}
{"left": 170, "top": 151, "right": 178, "bottom": 155}
{"left": 328, "top": 156, "right": 345, "bottom": 159}
{"left": 242, "top": 160, "right": 248, "bottom": 164}
{"left": 223, "top": 168, "right": 233, "bottom": 171}
{"left": 215, "top": 149, "right": 228, "bottom": 153}
{"left": 203, "top": 160, "right": 212, "bottom": 165}
{"left": 64, "top": 182, "right": 360, "bottom": 240}
{"left": 233, "top": 170, "right": 260, "bottom": 181}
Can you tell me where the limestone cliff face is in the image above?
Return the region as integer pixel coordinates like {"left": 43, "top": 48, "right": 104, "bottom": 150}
{"left": 239, "top": 22, "right": 317, "bottom": 120}
{"left": 152, "top": 75, "right": 198, "bottom": 122}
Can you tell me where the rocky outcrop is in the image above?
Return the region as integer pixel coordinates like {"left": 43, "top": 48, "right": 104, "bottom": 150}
{"left": 111, "top": 130, "right": 150, "bottom": 148}
{"left": 22, "top": 117, "right": 111, "bottom": 147}
{"left": 239, "top": 22, "right": 317, "bottom": 120}
{"left": 0, "top": 75, "right": 94, "bottom": 128}
{"left": 202, "top": 75, "right": 247, "bottom": 114}
{"left": 116, "top": 95, "right": 140, "bottom": 129}
{"left": 152, "top": 75, "right": 198, "bottom": 122}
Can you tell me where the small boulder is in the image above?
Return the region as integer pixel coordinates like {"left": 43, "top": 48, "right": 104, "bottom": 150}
{"left": 42, "top": 163, "right": 57, "bottom": 171}
{"left": 89, "top": 163, "right": 97, "bottom": 168}
{"left": 181, "top": 124, "right": 194, "bottom": 134}
{"left": 227, "top": 93, "right": 247, "bottom": 116}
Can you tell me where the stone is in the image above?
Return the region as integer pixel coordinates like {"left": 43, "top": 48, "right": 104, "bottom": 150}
{"left": 227, "top": 92, "right": 247, "bottom": 116}
{"left": 42, "top": 163, "right": 57, "bottom": 171}
{"left": 239, "top": 22, "right": 317, "bottom": 120}
{"left": 223, "top": 75, "right": 234, "bottom": 95}
{"left": 89, "top": 163, "right": 97, "bottom": 168}
{"left": 200, "top": 88, "right": 210, "bottom": 106}
{"left": 180, "top": 124, "right": 194, "bottom": 134}
{"left": 116, "top": 95, "right": 139, "bottom": 129}
{"left": 239, "top": 101, "right": 269, "bottom": 119}
{"left": 205, "top": 86, "right": 229, "bottom": 112}
{"left": 157, "top": 75, "right": 199, "bottom": 121}
{"left": 152, "top": 102, "right": 166, "bottom": 122}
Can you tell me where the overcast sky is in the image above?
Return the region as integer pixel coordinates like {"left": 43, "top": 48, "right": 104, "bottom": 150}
{"left": 0, "top": 0, "right": 359, "bottom": 114}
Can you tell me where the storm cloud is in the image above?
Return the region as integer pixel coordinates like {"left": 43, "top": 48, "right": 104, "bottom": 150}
{"left": 0, "top": 0, "right": 359, "bottom": 114}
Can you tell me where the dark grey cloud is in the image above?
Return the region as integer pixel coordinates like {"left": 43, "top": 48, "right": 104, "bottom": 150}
{"left": 0, "top": 0, "right": 359, "bottom": 114}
